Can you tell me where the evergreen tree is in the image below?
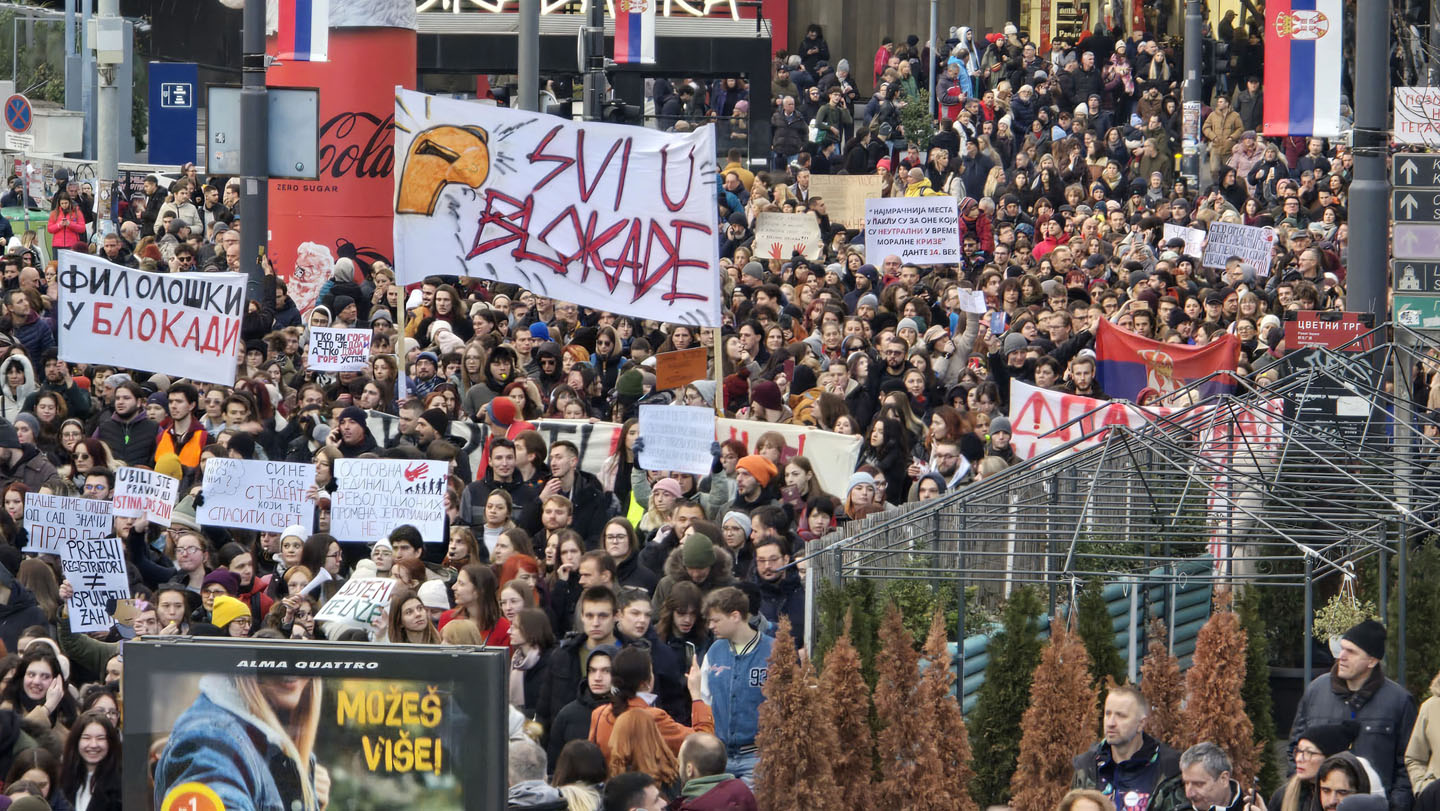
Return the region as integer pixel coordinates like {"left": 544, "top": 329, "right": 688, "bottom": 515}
{"left": 754, "top": 617, "right": 844, "bottom": 810}
{"left": 819, "top": 610, "right": 877, "bottom": 808}
{"left": 875, "top": 602, "right": 951, "bottom": 809}
{"left": 1238, "top": 587, "right": 1280, "bottom": 796}
{"left": 1010, "top": 618, "right": 1100, "bottom": 811}
{"left": 1181, "top": 589, "right": 1261, "bottom": 785}
{"left": 969, "top": 585, "right": 1045, "bottom": 806}
{"left": 815, "top": 578, "right": 882, "bottom": 686}
{"left": 920, "top": 606, "right": 979, "bottom": 811}
{"left": 1140, "top": 619, "right": 1186, "bottom": 749}
{"left": 1077, "top": 578, "right": 1127, "bottom": 689}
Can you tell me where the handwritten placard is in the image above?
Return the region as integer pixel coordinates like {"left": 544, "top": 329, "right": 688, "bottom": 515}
{"left": 314, "top": 577, "right": 398, "bottom": 633}
{"left": 864, "top": 196, "right": 961, "bottom": 264}
{"left": 807, "top": 174, "right": 885, "bottom": 230}
{"left": 23, "top": 493, "right": 112, "bottom": 556}
{"left": 113, "top": 467, "right": 179, "bottom": 527}
{"left": 61, "top": 535, "right": 129, "bottom": 633}
{"left": 331, "top": 458, "right": 447, "bottom": 544}
{"left": 307, "top": 326, "right": 373, "bottom": 372}
{"left": 637, "top": 405, "right": 717, "bottom": 476}
{"left": 198, "top": 458, "right": 316, "bottom": 532}
{"left": 753, "top": 212, "right": 822, "bottom": 261}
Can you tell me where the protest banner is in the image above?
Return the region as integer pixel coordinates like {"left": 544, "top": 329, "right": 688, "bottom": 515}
{"left": 1199, "top": 221, "right": 1278, "bottom": 276}
{"left": 23, "top": 493, "right": 112, "bottom": 556}
{"left": 331, "top": 458, "right": 447, "bottom": 544}
{"left": 864, "top": 196, "right": 961, "bottom": 264}
{"left": 60, "top": 535, "right": 128, "bottom": 633}
{"left": 1163, "top": 223, "right": 1207, "bottom": 257}
{"left": 653, "top": 346, "right": 709, "bottom": 391}
{"left": 198, "top": 458, "right": 316, "bottom": 533}
{"left": 638, "top": 405, "right": 716, "bottom": 475}
{"left": 313, "top": 577, "right": 400, "bottom": 632}
{"left": 1095, "top": 318, "right": 1239, "bottom": 401}
{"left": 307, "top": 326, "right": 373, "bottom": 371}
{"left": 112, "top": 467, "right": 179, "bottom": 526}
{"left": 125, "top": 637, "right": 508, "bottom": 810}
{"left": 56, "top": 251, "right": 246, "bottom": 385}
{"left": 753, "top": 212, "right": 822, "bottom": 261}
{"left": 392, "top": 89, "right": 722, "bottom": 327}
{"left": 807, "top": 173, "right": 885, "bottom": 229}
{"left": 1008, "top": 380, "right": 1185, "bottom": 460}
{"left": 715, "top": 419, "right": 861, "bottom": 497}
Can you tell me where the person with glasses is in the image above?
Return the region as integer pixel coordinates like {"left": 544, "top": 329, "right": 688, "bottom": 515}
{"left": 171, "top": 531, "right": 212, "bottom": 593}
{"left": 1264, "top": 723, "right": 1360, "bottom": 811}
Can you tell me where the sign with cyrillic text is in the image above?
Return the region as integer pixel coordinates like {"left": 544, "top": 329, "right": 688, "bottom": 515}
{"left": 56, "top": 251, "right": 246, "bottom": 385}
{"left": 113, "top": 467, "right": 179, "bottom": 527}
{"left": 198, "top": 458, "right": 316, "bottom": 532}
{"left": 864, "top": 196, "right": 960, "bottom": 264}
{"left": 638, "top": 404, "right": 716, "bottom": 475}
{"left": 61, "top": 535, "right": 129, "bottom": 633}
{"left": 392, "top": 88, "right": 722, "bottom": 327}
{"left": 23, "top": 493, "right": 112, "bottom": 556}
{"left": 1199, "top": 221, "right": 1277, "bottom": 277}
{"left": 307, "top": 326, "right": 373, "bottom": 371}
{"left": 331, "top": 457, "right": 447, "bottom": 544}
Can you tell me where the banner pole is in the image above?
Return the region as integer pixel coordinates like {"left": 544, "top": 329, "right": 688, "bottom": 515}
{"left": 397, "top": 288, "right": 409, "bottom": 403}
{"left": 712, "top": 327, "right": 724, "bottom": 417}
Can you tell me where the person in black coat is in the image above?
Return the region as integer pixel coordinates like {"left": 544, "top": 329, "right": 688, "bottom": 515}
{"left": 545, "top": 645, "right": 616, "bottom": 766}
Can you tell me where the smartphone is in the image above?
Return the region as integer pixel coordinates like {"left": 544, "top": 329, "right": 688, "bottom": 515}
{"left": 990, "top": 312, "right": 1007, "bottom": 335}
{"left": 684, "top": 641, "right": 697, "bottom": 669}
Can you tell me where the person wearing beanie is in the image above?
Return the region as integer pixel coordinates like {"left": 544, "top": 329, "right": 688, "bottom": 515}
{"left": 986, "top": 416, "right": 1018, "bottom": 466}
{"left": 1269, "top": 721, "right": 1361, "bottom": 810}
{"left": 1290, "top": 619, "right": 1416, "bottom": 809}
{"left": 729, "top": 454, "right": 778, "bottom": 515}
{"left": 616, "top": 369, "right": 645, "bottom": 400}
{"left": 650, "top": 531, "right": 735, "bottom": 619}
{"left": 335, "top": 405, "right": 378, "bottom": 457}
{"left": 722, "top": 371, "right": 750, "bottom": 414}
{"left": 416, "top": 408, "right": 451, "bottom": 447}
{"left": 741, "top": 380, "right": 791, "bottom": 424}
{"left": 684, "top": 379, "right": 717, "bottom": 409}
{"left": 210, "top": 595, "right": 253, "bottom": 637}
{"left": 740, "top": 261, "right": 766, "bottom": 285}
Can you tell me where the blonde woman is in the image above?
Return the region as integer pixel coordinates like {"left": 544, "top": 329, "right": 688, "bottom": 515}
{"left": 154, "top": 674, "right": 326, "bottom": 810}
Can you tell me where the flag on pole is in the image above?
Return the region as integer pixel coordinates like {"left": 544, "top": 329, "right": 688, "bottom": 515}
{"left": 1261, "top": 0, "right": 1342, "bottom": 137}
{"left": 613, "top": 0, "right": 656, "bottom": 65}
{"left": 277, "top": 0, "right": 330, "bottom": 62}
{"left": 1094, "top": 318, "right": 1240, "bottom": 402}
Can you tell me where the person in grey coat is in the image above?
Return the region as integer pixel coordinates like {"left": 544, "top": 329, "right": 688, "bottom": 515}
{"left": 1289, "top": 620, "right": 1418, "bottom": 810}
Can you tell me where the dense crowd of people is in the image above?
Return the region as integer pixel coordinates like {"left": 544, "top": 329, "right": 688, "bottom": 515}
{"left": 0, "top": 4, "right": 1384, "bottom": 810}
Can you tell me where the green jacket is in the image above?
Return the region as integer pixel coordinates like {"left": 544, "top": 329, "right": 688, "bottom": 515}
{"left": 58, "top": 616, "right": 118, "bottom": 682}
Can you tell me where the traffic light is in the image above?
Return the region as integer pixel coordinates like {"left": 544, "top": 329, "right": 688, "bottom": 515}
{"left": 1211, "top": 39, "right": 1232, "bottom": 76}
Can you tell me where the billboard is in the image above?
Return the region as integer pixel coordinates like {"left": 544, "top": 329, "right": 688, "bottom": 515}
{"left": 123, "top": 637, "right": 507, "bottom": 810}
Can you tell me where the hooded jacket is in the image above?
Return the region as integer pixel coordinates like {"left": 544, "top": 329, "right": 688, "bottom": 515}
{"left": 506, "top": 780, "right": 567, "bottom": 810}
{"left": 677, "top": 774, "right": 759, "bottom": 810}
{"left": 651, "top": 543, "right": 736, "bottom": 615}
{"left": 548, "top": 675, "right": 610, "bottom": 766}
{"left": 0, "top": 355, "right": 35, "bottom": 423}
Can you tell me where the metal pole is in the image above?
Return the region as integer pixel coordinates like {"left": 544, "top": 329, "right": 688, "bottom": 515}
{"left": 81, "top": 0, "right": 94, "bottom": 160}
{"left": 1395, "top": 333, "right": 1413, "bottom": 687}
{"left": 1348, "top": 0, "right": 1388, "bottom": 326}
{"left": 1180, "top": 0, "right": 1202, "bottom": 185}
{"left": 582, "top": 0, "right": 605, "bottom": 121}
{"left": 240, "top": 0, "right": 269, "bottom": 298}
{"left": 928, "top": 0, "right": 938, "bottom": 119}
{"left": 95, "top": 0, "right": 117, "bottom": 236}
{"left": 517, "top": 0, "right": 540, "bottom": 112}
{"left": 64, "top": 0, "right": 80, "bottom": 112}
{"left": 955, "top": 578, "right": 965, "bottom": 694}
{"left": 1303, "top": 556, "right": 1313, "bottom": 681}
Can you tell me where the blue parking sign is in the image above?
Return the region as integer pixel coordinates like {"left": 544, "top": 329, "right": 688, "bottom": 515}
{"left": 148, "top": 62, "right": 198, "bottom": 165}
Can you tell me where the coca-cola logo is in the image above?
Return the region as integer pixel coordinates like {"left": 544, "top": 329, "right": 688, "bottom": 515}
{"left": 318, "top": 112, "right": 395, "bottom": 181}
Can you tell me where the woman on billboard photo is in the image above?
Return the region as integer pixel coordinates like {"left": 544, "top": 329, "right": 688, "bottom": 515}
{"left": 154, "top": 675, "right": 329, "bottom": 811}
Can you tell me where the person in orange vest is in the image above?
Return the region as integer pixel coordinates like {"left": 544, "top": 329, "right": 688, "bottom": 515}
{"left": 154, "top": 383, "right": 208, "bottom": 469}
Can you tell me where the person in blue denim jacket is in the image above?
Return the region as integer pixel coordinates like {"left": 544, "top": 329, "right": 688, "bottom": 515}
{"left": 154, "top": 674, "right": 327, "bottom": 811}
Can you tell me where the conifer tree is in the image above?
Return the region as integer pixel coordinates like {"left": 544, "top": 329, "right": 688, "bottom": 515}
{"left": 754, "top": 617, "right": 843, "bottom": 811}
{"left": 969, "top": 585, "right": 1044, "bottom": 806}
{"left": 1238, "top": 587, "right": 1280, "bottom": 795}
{"left": 920, "top": 606, "right": 979, "bottom": 811}
{"left": 1139, "top": 619, "right": 1186, "bottom": 749}
{"left": 1077, "top": 578, "right": 1127, "bottom": 690}
{"left": 1181, "top": 589, "right": 1261, "bottom": 785}
{"left": 875, "top": 602, "right": 950, "bottom": 809}
{"left": 819, "top": 610, "right": 877, "bottom": 809}
{"left": 1009, "top": 618, "right": 1100, "bottom": 811}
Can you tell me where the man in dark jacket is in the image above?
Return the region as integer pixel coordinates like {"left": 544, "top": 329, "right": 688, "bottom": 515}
{"left": 94, "top": 381, "right": 158, "bottom": 468}
{"left": 1072, "top": 685, "right": 1182, "bottom": 810}
{"left": 676, "top": 733, "right": 759, "bottom": 811}
{"left": 334, "top": 406, "right": 380, "bottom": 457}
{"left": 461, "top": 438, "right": 540, "bottom": 529}
{"left": 752, "top": 530, "right": 804, "bottom": 644}
{"left": 1288, "top": 620, "right": 1417, "bottom": 810}
{"left": 546, "top": 644, "right": 616, "bottom": 766}
{"left": 535, "top": 586, "right": 618, "bottom": 734}
{"left": 769, "top": 95, "right": 808, "bottom": 169}
{"left": 0, "top": 419, "right": 55, "bottom": 493}
{"left": 0, "top": 562, "right": 50, "bottom": 654}
{"left": 4, "top": 290, "right": 53, "bottom": 362}
{"left": 616, "top": 587, "right": 690, "bottom": 723}
{"left": 521, "top": 441, "right": 614, "bottom": 547}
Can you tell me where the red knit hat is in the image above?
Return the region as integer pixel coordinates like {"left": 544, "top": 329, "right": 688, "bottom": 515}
{"left": 487, "top": 395, "right": 517, "bottom": 426}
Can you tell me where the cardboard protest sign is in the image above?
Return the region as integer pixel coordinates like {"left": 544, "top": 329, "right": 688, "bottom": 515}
{"left": 56, "top": 251, "right": 246, "bottom": 385}
{"left": 331, "top": 458, "right": 447, "bottom": 544}
{"left": 313, "top": 577, "right": 399, "bottom": 632}
{"left": 23, "top": 493, "right": 112, "bottom": 555}
{"left": 392, "top": 88, "right": 722, "bottom": 327}
{"left": 307, "top": 326, "right": 373, "bottom": 371}
{"left": 807, "top": 174, "right": 884, "bottom": 229}
{"left": 753, "top": 212, "right": 822, "bottom": 261}
{"left": 61, "top": 535, "right": 129, "bottom": 633}
{"left": 864, "top": 196, "right": 961, "bottom": 264}
{"left": 1163, "top": 223, "right": 1207, "bottom": 257}
{"left": 715, "top": 419, "right": 861, "bottom": 497}
{"left": 198, "top": 458, "right": 316, "bottom": 532}
{"left": 638, "top": 405, "right": 716, "bottom": 475}
{"left": 113, "top": 467, "right": 179, "bottom": 526}
{"left": 1200, "top": 221, "right": 1278, "bottom": 276}
{"left": 653, "top": 346, "right": 709, "bottom": 391}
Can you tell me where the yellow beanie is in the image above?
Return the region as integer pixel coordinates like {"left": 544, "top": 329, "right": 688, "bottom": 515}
{"left": 211, "top": 595, "right": 250, "bottom": 629}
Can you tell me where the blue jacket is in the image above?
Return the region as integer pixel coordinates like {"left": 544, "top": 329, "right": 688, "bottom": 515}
{"left": 154, "top": 676, "right": 318, "bottom": 811}
{"left": 701, "top": 629, "right": 773, "bottom": 755}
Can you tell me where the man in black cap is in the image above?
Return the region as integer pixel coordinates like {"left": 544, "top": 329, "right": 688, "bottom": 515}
{"left": 1289, "top": 619, "right": 1417, "bottom": 810}
{"left": 414, "top": 408, "right": 450, "bottom": 450}
{"left": 333, "top": 406, "right": 378, "bottom": 458}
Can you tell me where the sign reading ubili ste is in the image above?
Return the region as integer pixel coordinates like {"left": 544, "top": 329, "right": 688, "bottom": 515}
{"left": 391, "top": 88, "right": 722, "bottom": 327}
{"left": 56, "top": 251, "right": 247, "bottom": 385}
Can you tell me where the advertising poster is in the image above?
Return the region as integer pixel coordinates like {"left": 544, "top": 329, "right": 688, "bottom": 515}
{"left": 124, "top": 637, "right": 507, "bottom": 810}
{"left": 391, "top": 88, "right": 723, "bottom": 327}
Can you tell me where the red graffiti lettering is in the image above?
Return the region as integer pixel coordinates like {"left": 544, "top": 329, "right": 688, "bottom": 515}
{"left": 658, "top": 143, "right": 696, "bottom": 212}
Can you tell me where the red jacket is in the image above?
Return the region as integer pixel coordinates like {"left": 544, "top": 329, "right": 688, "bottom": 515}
{"left": 673, "top": 777, "right": 758, "bottom": 810}
{"left": 47, "top": 208, "right": 86, "bottom": 250}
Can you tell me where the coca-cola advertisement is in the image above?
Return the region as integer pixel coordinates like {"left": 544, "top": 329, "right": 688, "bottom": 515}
{"left": 266, "top": 0, "right": 417, "bottom": 314}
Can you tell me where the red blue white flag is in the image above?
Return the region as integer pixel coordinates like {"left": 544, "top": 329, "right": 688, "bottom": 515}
{"left": 277, "top": 0, "right": 330, "bottom": 63}
{"left": 613, "top": 0, "right": 656, "bottom": 65}
{"left": 1262, "top": 0, "right": 1341, "bottom": 137}
{"left": 1094, "top": 319, "right": 1239, "bottom": 402}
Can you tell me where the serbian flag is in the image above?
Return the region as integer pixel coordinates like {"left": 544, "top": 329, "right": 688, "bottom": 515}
{"left": 1094, "top": 319, "right": 1240, "bottom": 402}
{"left": 1261, "top": 0, "right": 1341, "bottom": 137}
{"left": 613, "top": 0, "right": 656, "bottom": 65}
{"left": 277, "top": 0, "right": 329, "bottom": 62}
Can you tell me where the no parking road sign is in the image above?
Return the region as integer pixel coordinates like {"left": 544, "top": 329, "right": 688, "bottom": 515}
{"left": 3, "top": 95, "right": 31, "bottom": 134}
